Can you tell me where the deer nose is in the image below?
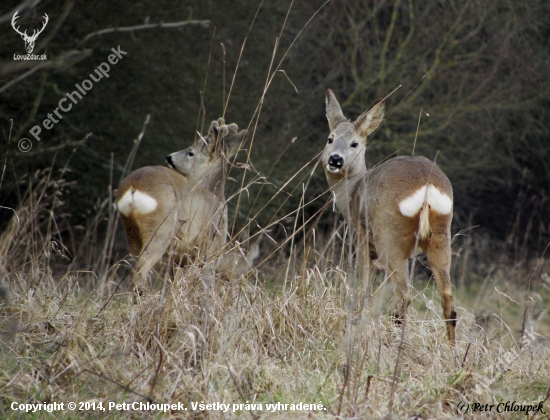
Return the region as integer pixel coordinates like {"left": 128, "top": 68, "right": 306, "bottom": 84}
{"left": 328, "top": 154, "right": 344, "bottom": 168}
{"left": 166, "top": 154, "right": 174, "bottom": 168}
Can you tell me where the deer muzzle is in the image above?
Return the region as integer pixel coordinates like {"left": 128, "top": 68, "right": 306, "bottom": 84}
{"left": 328, "top": 154, "right": 344, "bottom": 172}
{"left": 166, "top": 154, "right": 175, "bottom": 169}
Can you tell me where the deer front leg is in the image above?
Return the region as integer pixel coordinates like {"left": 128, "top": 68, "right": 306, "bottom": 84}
{"left": 353, "top": 224, "right": 376, "bottom": 305}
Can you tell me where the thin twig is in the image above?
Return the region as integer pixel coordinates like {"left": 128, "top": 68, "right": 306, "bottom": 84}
{"left": 148, "top": 342, "right": 164, "bottom": 398}
{"left": 278, "top": 70, "right": 298, "bottom": 93}
{"left": 412, "top": 108, "right": 422, "bottom": 155}
{"left": 78, "top": 369, "right": 155, "bottom": 403}
{"left": 120, "top": 114, "right": 150, "bottom": 181}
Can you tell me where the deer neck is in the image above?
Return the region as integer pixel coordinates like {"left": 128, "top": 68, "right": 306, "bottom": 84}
{"left": 198, "top": 165, "right": 226, "bottom": 199}
{"left": 326, "top": 168, "right": 367, "bottom": 222}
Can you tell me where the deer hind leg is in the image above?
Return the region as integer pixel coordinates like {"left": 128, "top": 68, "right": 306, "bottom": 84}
{"left": 131, "top": 218, "right": 174, "bottom": 294}
{"left": 380, "top": 254, "right": 411, "bottom": 325}
{"left": 425, "top": 232, "right": 456, "bottom": 342}
{"left": 374, "top": 228, "right": 411, "bottom": 324}
{"left": 394, "top": 260, "right": 411, "bottom": 323}
{"left": 132, "top": 248, "right": 162, "bottom": 293}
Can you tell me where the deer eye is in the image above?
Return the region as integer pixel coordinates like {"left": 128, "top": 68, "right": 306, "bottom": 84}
{"left": 351, "top": 142, "right": 358, "bottom": 148}
{"left": 328, "top": 138, "right": 333, "bottom": 144}
{"left": 188, "top": 151, "right": 194, "bottom": 156}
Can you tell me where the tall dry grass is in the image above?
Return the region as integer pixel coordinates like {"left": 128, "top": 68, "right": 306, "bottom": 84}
{"left": 0, "top": 163, "right": 549, "bottom": 419}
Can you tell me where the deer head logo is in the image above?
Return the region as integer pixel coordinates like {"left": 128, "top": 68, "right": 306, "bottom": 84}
{"left": 12, "top": 10, "right": 49, "bottom": 54}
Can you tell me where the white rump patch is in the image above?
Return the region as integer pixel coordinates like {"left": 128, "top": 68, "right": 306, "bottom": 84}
{"left": 399, "top": 185, "right": 452, "bottom": 217}
{"left": 426, "top": 185, "right": 453, "bottom": 214}
{"left": 117, "top": 189, "right": 158, "bottom": 216}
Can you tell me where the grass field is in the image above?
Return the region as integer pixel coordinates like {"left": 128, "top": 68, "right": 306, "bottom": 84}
{"left": 0, "top": 169, "right": 549, "bottom": 419}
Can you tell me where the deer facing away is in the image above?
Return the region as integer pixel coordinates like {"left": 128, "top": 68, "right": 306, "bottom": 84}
{"left": 322, "top": 89, "right": 457, "bottom": 342}
{"left": 116, "top": 119, "right": 247, "bottom": 290}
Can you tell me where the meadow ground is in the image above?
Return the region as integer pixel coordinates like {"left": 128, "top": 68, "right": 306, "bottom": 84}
{"left": 0, "top": 170, "right": 549, "bottom": 420}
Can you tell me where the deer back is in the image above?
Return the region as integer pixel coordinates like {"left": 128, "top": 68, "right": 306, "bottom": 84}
{"left": 361, "top": 156, "right": 452, "bottom": 257}
{"left": 117, "top": 165, "right": 226, "bottom": 260}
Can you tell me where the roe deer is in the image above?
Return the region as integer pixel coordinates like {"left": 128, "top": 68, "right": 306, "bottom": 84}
{"left": 117, "top": 118, "right": 247, "bottom": 290}
{"left": 322, "top": 89, "right": 456, "bottom": 342}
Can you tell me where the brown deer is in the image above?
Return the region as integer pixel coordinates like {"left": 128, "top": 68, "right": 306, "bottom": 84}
{"left": 322, "top": 89, "right": 456, "bottom": 342}
{"left": 117, "top": 118, "right": 247, "bottom": 291}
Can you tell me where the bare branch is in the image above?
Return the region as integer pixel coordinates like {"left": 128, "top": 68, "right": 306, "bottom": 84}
{"left": 0, "top": 0, "right": 40, "bottom": 25}
{"left": 80, "top": 19, "right": 210, "bottom": 44}
{"left": 2, "top": 133, "right": 92, "bottom": 159}
{"left": 0, "top": 49, "right": 91, "bottom": 94}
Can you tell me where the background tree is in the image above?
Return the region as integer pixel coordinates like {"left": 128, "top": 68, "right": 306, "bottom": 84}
{"left": 1, "top": 0, "right": 549, "bottom": 261}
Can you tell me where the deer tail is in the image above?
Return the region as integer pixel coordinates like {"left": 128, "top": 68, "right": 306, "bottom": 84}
{"left": 418, "top": 203, "right": 431, "bottom": 240}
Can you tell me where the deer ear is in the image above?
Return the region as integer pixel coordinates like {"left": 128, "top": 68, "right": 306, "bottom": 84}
{"left": 326, "top": 89, "right": 347, "bottom": 131}
{"left": 223, "top": 129, "right": 247, "bottom": 158}
{"left": 353, "top": 100, "right": 385, "bottom": 139}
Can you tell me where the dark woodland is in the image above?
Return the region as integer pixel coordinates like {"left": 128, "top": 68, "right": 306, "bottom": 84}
{"left": 2, "top": 0, "right": 549, "bottom": 258}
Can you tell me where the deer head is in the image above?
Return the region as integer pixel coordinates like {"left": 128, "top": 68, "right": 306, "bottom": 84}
{"left": 323, "top": 89, "right": 385, "bottom": 181}
{"left": 12, "top": 11, "right": 49, "bottom": 54}
{"left": 166, "top": 118, "right": 245, "bottom": 196}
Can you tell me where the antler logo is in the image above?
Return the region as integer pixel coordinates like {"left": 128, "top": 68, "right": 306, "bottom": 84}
{"left": 12, "top": 10, "right": 49, "bottom": 54}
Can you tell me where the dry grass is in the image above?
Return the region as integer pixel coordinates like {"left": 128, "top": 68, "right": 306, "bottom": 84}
{"left": 0, "top": 169, "right": 549, "bottom": 419}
